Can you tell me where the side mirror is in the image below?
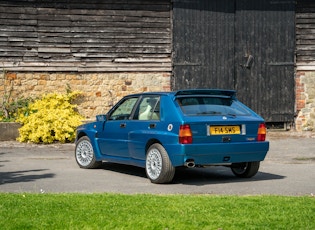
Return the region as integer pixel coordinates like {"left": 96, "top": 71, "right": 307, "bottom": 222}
{"left": 96, "top": 114, "right": 107, "bottom": 122}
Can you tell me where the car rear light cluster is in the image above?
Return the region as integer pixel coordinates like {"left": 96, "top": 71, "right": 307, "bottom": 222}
{"left": 179, "top": 124, "right": 193, "bottom": 144}
{"left": 257, "top": 123, "right": 267, "bottom": 141}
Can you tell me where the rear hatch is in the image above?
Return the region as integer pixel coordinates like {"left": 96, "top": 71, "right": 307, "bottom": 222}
{"left": 175, "top": 90, "right": 265, "bottom": 144}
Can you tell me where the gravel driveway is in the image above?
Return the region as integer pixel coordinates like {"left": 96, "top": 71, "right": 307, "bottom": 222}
{"left": 0, "top": 131, "right": 314, "bottom": 195}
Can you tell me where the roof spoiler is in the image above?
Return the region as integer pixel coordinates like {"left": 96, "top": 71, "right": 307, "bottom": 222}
{"left": 174, "top": 89, "right": 236, "bottom": 98}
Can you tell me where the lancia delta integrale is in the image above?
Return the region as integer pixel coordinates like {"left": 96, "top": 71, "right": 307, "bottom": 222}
{"left": 75, "top": 89, "right": 269, "bottom": 184}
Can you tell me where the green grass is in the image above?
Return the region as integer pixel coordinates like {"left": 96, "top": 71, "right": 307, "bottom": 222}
{"left": 0, "top": 193, "right": 314, "bottom": 229}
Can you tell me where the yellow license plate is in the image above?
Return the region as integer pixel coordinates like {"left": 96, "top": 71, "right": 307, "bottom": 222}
{"left": 209, "top": 126, "right": 241, "bottom": 135}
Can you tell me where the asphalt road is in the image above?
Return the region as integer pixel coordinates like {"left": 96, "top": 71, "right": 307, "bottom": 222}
{"left": 0, "top": 131, "right": 314, "bottom": 195}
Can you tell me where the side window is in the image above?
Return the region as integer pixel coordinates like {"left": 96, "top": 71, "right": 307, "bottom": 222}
{"left": 109, "top": 97, "right": 138, "bottom": 120}
{"left": 136, "top": 96, "right": 160, "bottom": 120}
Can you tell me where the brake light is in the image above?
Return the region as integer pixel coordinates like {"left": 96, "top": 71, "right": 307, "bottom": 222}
{"left": 179, "top": 124, "right": 193, "bottom": 144}
{"left": 257, "top": 123, "right": 267, "bottom": 141}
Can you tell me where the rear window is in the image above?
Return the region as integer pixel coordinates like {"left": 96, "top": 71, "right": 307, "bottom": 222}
{"left": 176, "top": 96, "right": 250, "bottom": 116}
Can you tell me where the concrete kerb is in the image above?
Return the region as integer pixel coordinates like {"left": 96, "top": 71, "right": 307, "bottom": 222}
{"left": 0, "top": 122, "right": 21, "bottom": 141}
{"left": 267, "top": 130, "right": 315, "bottom": 139}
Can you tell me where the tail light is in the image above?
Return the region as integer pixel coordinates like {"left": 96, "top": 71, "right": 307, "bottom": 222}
{"left": 257, "top": 123, "right": 267, "bottom": 141}
{"left": 179, "top": 124, "right": 193, "bottom": 144}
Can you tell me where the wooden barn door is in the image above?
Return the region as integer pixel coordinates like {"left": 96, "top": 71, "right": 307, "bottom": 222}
{"left": 172, "top": 0, "right": 295, "bottom": 123}
{"left": 234, "top": 0, "right": 295, "bottom": 122}
{"left": 172, "top": 0, "right": 235, "bottom": 89}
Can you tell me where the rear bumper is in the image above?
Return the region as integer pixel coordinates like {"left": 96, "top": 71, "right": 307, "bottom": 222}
{"left": 166, "top": 141, "right": 269, "bottom": 167}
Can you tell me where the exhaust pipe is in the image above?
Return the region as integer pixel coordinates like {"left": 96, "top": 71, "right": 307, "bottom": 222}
{"left": 185, "top": 160, "right": 195, "bottom": 168}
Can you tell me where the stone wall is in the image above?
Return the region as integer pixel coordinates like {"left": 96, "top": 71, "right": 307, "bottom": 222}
{"left": 2, "top": 70, "right": 315, "bottom": 131}
{"left": 0, "top": 71, "right": 171, "bottom": 120}
{"left": 295, "top": 71, "right": 315, "bottom": 131}
{"left": 295, "top": 1, "right": 315, "bottom": 132}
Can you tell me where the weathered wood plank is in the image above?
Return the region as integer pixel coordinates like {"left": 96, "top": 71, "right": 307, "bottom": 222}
{"left": 0, "top": 6, "right": 37, "bottom": 15}
{"left": 76, "top": 53, "right": 171, "bottom": 58}
{"left": 19, "top": 54, "right": 170, "bottom": 62}
{"left": 37, "top": 37, "right": 171, "bottom": 45}
{"left": 0, "top": 31, "right": 38, "bottom": 38}
{"left": 35, "top": 14, "right": 170, "bottom": 23}
{"left": 296, "top": 28, "right": 315, "bottom": 34}
{"left": 0, "top": 18, "right": 37, "bottom": 26}
{"left": 296, "top": 18, "right": 315, "bottom": 24}
{"left": 36, "top": 26, "right": 170, "bottom": 33}
{"left": 0, "top": 51, "right": 37, "bottom": 57}
{"left": 0, "top": 25, "right": 37, "bottom": 32}
{"left": 297, "top": 37, "right": 315, "bottom": 44}
{"left": 38, "top": 47, "right": 71, "bottom": 53}
{"left": 70, "top": 47, "right": 171, "bottom": 54}
{"left": 296, "top": 64, "right": 315, "bottom": 71}
{"left": 38, "top": 32, "right": 171, "bottom": 39}
{"left": 0, "top": 42, "right": 38, "bottom": 49}
{"left": 0, "top": 47, "right": 37, "bottom": 52}
{"left": 296, "top": 13, "right": 315, "bottom": 19}
{"left": 296, "top": 0, "right": 315, "bottom": 66}
{"left": 113, "top": 57, "right": 171, "bottom": 63}
{"left": 296, "top": 24, "right": 315, "bottom": 29}
{"left": 37, "top": 8, "right": 170, "bottom": 18}
{"left": 37, "top": 21, "right": 169, "bottom": 29}
{"left": 296, "top": 45, "right": 315, "bottom": 51}
{"left": 0, "top": 0, "right": 171, "bottom": 72}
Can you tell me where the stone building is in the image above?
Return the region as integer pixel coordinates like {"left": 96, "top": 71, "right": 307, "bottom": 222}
{"left": 0, "top": 1, "right": 172, "bottom": 119}
{"left": 1, "top": 0, "right": 315, "bottom": 131}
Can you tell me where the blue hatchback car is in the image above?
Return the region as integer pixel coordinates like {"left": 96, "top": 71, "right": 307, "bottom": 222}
{"left": 75, "top": 89, "right": 269, "bottom": 183}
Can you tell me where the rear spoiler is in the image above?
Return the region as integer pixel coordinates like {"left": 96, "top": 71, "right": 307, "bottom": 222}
{"left": 174, "top": 89, "right": 236, "bottom": 99}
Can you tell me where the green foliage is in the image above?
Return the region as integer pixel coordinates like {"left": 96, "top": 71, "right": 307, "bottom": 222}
{"left": 0, "top": 97, "right": 33, "bottom": 122}
{"left": 17, "top": 91, "right": 84, "bottom": 144}
{"left": 0, "top": 70, "right": 33, "bottom": 122}
{"left": 0, "top": 194, "right": 314, "bottom": 229}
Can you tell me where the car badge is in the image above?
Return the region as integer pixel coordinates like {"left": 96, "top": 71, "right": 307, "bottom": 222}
{"left": 222, "top": 116, "right": 227, "bottom": 120}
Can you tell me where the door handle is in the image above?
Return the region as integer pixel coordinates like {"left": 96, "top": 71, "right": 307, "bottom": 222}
{"left": 240, "top": 55, "right": 254, "bottom": 69}
{"left": 149, "top": 123, "right": 156, "bottom": 129}
{"left": 120, "top": 123, "right": 126, "bottom": 128}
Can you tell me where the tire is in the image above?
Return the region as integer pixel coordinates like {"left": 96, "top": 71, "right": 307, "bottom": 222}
{"left": 231, "top": 161, "right": 260, "bottom": 178}
{"left": 145, "top": 143, "right": 175, "bottom": 184}
{"left": 75, "top": 136, "right": 102, "bottom": 169}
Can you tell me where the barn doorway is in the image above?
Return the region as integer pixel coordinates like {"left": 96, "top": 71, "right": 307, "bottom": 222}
{"left": 172, "top": 0, "right": 295, "bottom": 124}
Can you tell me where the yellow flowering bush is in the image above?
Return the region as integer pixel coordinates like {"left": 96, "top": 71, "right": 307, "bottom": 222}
{"left": 17, "top": 91, "right": 84, "bottom": 144}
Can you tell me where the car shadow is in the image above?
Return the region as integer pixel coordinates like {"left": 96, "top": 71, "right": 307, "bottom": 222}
{"left": 172, "top": 167, "right": 285, "bottom": 185}
{"left": 0, "top": 152, "right": 11, "bottom": 168}
{"left": 101, "top": 162, "right": 147, "bottom": 179}
{"left": 100, "top": 163, "right": 285, "bottom": 185}
{"left": 0, "top": 160, "right": 10, "bottom": 168}
{"left": 0, "top": 169, "right": 55, "bottom": 185}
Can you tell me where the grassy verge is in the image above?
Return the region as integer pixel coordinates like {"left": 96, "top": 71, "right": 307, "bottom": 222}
{"left": 0, "top": 193, "right": 314, "bottom": 229}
